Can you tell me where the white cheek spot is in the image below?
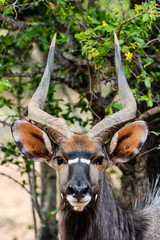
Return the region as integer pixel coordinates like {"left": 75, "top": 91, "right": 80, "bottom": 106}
{"left": 61, "top": 193, "right": 63, "bottom": 199}
{"left": 68, "top": 157, "right": 79, "bottom": 164}
{"left": 80, "top": 158, "right": 90, "bottom": 164}
{"left": 95, "top": 194, "right": 98, "bottom": 201}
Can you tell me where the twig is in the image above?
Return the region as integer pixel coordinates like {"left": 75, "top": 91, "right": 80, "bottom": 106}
{"left": 12, "top": 0, "right": 18, "bottom": 19}
{"left": 0, "top": 0, "right": 41, "bottom": 11}
{"left": 0, "top": 172, "right": 31, "bottom": 194}
{"left": 75, "top": 0, "right": 84, "bottom": 15}
{"left": 63, "top": 52, "right": 88, "bottom": 65}
{"left": 0, "top": 13, "right": 25, "bottom": 29}
{"left": 139, "top": 146, "right": 160, "bottom": 157}
{"left": 32, "top": 162, "right": 45, "bottom": 223}
{"left": 117, "top": 12, "right": 146, "bottom": 38}
{"left": 143, "top": 38, "right": 160, "bottom": 48}
{"left": 69, "top": 14, "right": 106, "bottom": 43}
{"left": 88, "top": 105, "right": 101, "bottom": 120}
{"left": 86, "top": 64, "right": 100, "bottom": 120}
{"left": 88, "top": 0, "right": 95, "bottom": 8}
{"left": 87, "top": 64, "right": 98, "bottom": 104}
{"left": 138, "top": 106, "right": 160, "bottom": 121}
{"left": 0, "top": 120, "right": 11, "bottom": 127}
{"left": 127, "top": 65, "right": 138, "bottom": 79}
{"left": 3, "top": 71, "right": 43, "bottom": 78}
{"left": 28, "top": 172, "right": 37, "bottom": 239}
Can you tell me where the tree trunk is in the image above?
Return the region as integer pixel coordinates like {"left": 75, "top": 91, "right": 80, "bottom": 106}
{"left": 37, "top": 163, "right": 58, "bottom": 240}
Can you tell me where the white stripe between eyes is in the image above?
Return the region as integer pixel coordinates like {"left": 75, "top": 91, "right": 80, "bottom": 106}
{"left": 80, "top": 158, "right": 90, "bottom": 164}
{"left": 68, "top": 158, "right": 79, "bottom": 164}
{"left": 68, "top": 158, "right": 90, "bottom": 165}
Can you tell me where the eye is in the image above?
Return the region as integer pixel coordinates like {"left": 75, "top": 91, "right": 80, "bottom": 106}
{"left": 93, "top": 156, "right": 104, "bottom": 165}
{"left": 56, "top": 157, "right": 66, "bottom": 166}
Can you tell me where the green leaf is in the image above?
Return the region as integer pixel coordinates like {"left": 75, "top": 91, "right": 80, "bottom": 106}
{"left": 4, "top": 38, "right": 12, "bottom": 46}
{"left": 142, "top": 13, "right": 149, "bottom": 22}
{"left": 87, "top": 53, "right": 92, "bottom": 60}
{"left": 147, "top": 99, "right": 153, "bottom": 107}
{"left": 0, "top": 0, "right": 5, "bottom": 6}
{"left": 91, "top": 19, "right": 100, "bottom": 24}
{"left": 144, "top": 2, "right": 149, "bottom": 9}
{"left": 112, "top": 104, "right": 122, "bottom": 110}
{"left": 144, "top": 77, "right": 151, "bottom": 89}
{"left": 133, "top": 37, "right": 145, "bottom": 47}
{"left": 144, "top": 58, "right": 154, "bottom": 68}
{"left": 108, "top": 169, "right": 117, "bottom": 174}
{"left": 129, "top": 9, "right": 134, "bottom": 18}
{"left": 118, "top": 39, "right": 124, "bottom": 45}
{"left": 151, "top": 131, "right": 160, "bottom": 136}
{"left": 123, "top": 46, "right": 129, "bottom": 52}
{"left": 0, "top": 85, "right": 5, "bottom": 93}
{"left": 3, "top": 7, "right": 14, "bottom": 16}
{"left": 142, "top": 70, "right": 147, "bottom": 78}
{"left": 58, "top": 0, "right": 66, "bottom": 8}
{"left": 0, "top": 80, "right": 12, "bottom": 92}
{"left": 139, "top": 95, "right": 148, "bottom": 101}
{"left": 149, "top": 1, "right": 156, "bottom": 8}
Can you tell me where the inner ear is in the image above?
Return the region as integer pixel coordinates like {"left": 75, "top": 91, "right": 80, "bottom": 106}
{"left": 11, "top": 120, "right": 53, "bottom": 162}
{"left": 108, "top": 121, "right": 148, "bottom": 163}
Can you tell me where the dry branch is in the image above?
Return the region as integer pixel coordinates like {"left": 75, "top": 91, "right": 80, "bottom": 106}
{"left": 139, "top": 106, "right": 160, "bottom": 121}
{"left": 0, "top": 13, "right": 26, "bottom": 29}
{"left": 0, "top": 172, "right": 31, "bottom": 194}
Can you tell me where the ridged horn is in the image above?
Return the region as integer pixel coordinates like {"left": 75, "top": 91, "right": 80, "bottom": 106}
{"left": 28, "top": 33, "right": 73, "bottom": 144}
{"left": 88, "top": 32, "right": 137, "bottom": 144}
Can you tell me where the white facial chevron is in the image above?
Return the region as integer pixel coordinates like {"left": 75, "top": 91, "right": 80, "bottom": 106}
{"left": 80, "top": 158, "right": 90, "bottom": 164}
{"left": 68, "top": 157, "right": 90, "bottom": 165}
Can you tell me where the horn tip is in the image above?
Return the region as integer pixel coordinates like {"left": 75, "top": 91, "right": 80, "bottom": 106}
{"left": 114, "top": 32, "right": 119, "bottom": 46}
{"left": 50, "top": 33, "right": 57, "bottom": 48}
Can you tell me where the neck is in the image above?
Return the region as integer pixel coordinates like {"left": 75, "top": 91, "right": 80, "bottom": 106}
{"left": 58, "top": 172, "right": 146, "bottom": 240}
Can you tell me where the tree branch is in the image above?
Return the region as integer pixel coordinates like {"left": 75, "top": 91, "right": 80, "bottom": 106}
{"left": 138, "top": 106, "right": 160, "bottom": 121}
{"left": 32, "top": 162, "right": 45, "bottom": 223}
{"left": 143, "top": 38, "right": 160, "bottom": 48}
{"left": 0, "top": 172, "right": 31, "bottom": 194}
{"left": 117, "top": 12, "right": 146, "bottom": 38}
{"left": 28, "top": 172, "right": 37, "bottom": 239}
{"left": 0, "top": 13, "right": 25, "bottom": 29}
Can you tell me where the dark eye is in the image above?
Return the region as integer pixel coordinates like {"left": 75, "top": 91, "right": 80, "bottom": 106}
{"left": 93, "top": 157, "right": 104, "bottom": 165}
{"left": 56, "top": 157, "right": 66, "bottom": 166}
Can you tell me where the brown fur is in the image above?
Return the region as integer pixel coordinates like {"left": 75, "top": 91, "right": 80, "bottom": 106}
{"left": 59, "top": 135, "right": 102, "bottom": 155}
{"left": 16, "top": 122, "right": 49, "bottom": 157}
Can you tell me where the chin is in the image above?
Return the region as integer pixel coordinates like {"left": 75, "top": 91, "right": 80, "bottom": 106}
{"left": 67, "top": 195, "right": 91, "bottom": 212}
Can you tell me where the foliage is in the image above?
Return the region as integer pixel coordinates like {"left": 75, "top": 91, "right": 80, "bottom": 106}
{"left": 0, "top": 0, "right": 160, "bottom": 238}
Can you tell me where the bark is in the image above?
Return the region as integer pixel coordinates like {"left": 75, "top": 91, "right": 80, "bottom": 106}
{"left": 37, "top": 163, "right": 58, "bottom": 240}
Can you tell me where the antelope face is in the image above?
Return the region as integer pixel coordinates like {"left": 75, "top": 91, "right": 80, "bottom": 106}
{"left": 12, "top": 120, "right": 148, "bottom": 212}
{"left": 52, "top": 135, "right": 107, "bottom": 212}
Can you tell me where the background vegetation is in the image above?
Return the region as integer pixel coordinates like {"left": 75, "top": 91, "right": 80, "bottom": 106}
{"left": 0, "top": 0, "right": 160, "bottom": 239}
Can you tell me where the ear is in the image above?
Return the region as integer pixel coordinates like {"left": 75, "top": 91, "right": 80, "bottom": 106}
{"left": 11, "top": 120, "right": 53, "bottom": 162}
{"left": 108, "top": 121, "right": 148, "bottom": 163}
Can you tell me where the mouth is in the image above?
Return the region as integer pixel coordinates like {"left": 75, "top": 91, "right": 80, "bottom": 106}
{"left": 66, "top": 195, "right": 91, "bottom": 212}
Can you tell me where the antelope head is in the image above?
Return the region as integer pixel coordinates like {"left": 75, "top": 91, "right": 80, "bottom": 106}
{"left": 11, "top": 33, "right": 148, "bottom": 212}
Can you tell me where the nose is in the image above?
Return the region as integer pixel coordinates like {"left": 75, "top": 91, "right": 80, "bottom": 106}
{"left": 68, "top": 184, "right": 89, "bottom": 201}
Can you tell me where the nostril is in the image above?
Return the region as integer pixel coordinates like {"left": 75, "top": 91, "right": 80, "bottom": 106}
{"left": 82, "top": 186, "right": 89, "bottom": 195}
{"left": 68, "top": 184, "right": 89, "bottom": 200}
{"left": 68, "top": 186, "right": 75, "bottom": 195}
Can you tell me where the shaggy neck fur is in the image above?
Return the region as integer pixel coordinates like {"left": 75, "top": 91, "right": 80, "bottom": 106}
{"left": 58, "top": 172, "right": 149, "bottom": 240}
